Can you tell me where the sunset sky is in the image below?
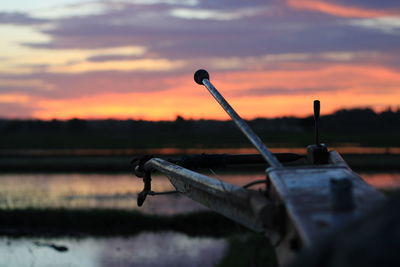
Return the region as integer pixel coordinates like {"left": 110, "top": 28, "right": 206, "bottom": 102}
{"left": 0, "top": 0, "right": 399, "bottom": 120}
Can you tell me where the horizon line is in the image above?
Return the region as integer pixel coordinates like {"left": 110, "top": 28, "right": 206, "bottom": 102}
{"left": 0, "top": 106, "right": 398, "bottom": 122}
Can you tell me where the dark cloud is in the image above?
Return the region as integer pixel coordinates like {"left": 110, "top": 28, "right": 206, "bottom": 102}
{"left": 19, "top": 2, "right": 290, "bottom": 54}
{"left": 86, "top": 55, "right": 142, "bottom": 62}
{"left": 0, "top": 85, "right": 40, "bottom": 95}
{"left": 0, "top": 12, "right": 48, "bottom": 25}
{"left": 232, "top": 86, "right": 342, "bottom": 97}
{"left": 20, "top": 1, "right": 400, "bottom": 61}
{"left": 327, "top": 0, "right": 400, "bottom": 9}
{"left": 184, "top": 0, "right": 274, "bottom": 10}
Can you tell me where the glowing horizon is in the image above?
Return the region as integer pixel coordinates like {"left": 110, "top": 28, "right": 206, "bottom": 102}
{"left": 0, "top": 0, "right": 399, "bottom": 120}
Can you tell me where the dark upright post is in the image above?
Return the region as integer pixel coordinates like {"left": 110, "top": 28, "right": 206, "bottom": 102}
{"left": 314, "top": 100, "right": 320, "bottom": 146}
{"left": 307, "top": 100, "right": 329, "bottom": 164}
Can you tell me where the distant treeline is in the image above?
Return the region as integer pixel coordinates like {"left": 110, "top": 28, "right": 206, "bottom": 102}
{"left": 0, "top": 108, "right": 399, "bottom": 149}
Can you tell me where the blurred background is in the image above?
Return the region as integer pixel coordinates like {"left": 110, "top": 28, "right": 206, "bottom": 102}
{"left": 0, "top": 0, "right": 400, "bottom": 266}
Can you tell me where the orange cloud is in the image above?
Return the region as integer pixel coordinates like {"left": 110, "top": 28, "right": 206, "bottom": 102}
{"left": 33, "top": 76, "right": 227, "bottom": 120}
{"left": 286, "top": 0, "right": 398, "bottom": 18}
{"left": 0, "top": 94, "right": 31, "bottom": 104}
{"left": 32, "top": 63, "right": 400, "bottom": 120}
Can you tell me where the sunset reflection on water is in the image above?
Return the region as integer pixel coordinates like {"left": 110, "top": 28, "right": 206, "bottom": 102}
{"left": 1, "top": 147, "right": 399, "bottom": 157}
{"left": 0, "top": 172, "right": 398, "bottom": 212}
{"left": 0, "top": 233, "right": 227, "bottom": 267}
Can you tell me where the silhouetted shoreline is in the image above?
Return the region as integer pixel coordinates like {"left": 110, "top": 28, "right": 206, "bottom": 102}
{"left": 0, "top": 152, "right": 399, "bottom": 173}
{"left": 0, "top": 108, "right": 399, "bottom": 149}
{"left": 0, "top": 209, "right": 244, "bottom": 237}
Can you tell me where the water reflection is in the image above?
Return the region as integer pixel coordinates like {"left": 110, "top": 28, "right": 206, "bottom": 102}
{"left": 0, "top": 232, "right": 227, "bottom": 267}
{"left": 1, "top": 146, "right": 399, "bottom": 156}
{"left": 359, "top": 172, "right": 400, "bottom": 189}
{"left": 0, "top": 173, "right": 208, "bottom": 213}
{"left": 0, "top": 172, "right": 398, "bottom": 212}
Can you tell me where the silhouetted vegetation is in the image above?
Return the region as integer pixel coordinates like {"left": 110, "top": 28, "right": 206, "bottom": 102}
{"left": 301, "top": 107, "right": 400, "bottom": 133}
{"left": 217, "top": 234, "right": 278, "bottom": 267}
{"left": 0, "top": 107, "right": 399, "bottom": 149}
{"left": 0, "top": 209, "right": 247, "bottom": 237}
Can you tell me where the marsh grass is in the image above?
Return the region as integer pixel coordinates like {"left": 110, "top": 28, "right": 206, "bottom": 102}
{"left": 0, "top": 209, "right": 248, "bottom": 237}
{"left": 217, "top": 234, "right": 278, "bottom": 267}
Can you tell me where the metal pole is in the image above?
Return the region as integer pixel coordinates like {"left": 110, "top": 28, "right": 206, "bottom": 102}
{"left": 194, "top": 69, "right": 282, "bottom": 168}
{"left": 144, "top": 157, "right": 272, "bottom": 232}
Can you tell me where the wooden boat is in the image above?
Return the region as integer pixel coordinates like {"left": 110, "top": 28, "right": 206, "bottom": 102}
{"left": 133, "top": 70, "right": 386, "bottom": 266}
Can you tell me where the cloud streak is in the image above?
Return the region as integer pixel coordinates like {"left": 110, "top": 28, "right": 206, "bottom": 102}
{"left": 19, "top": 1, "right": 400, "bottom": 61}
{"left": 0, "top": 12, "right": 48, "bottom": 25}
{"left": 286, "top": 0, "right": 400, "bottom": 18}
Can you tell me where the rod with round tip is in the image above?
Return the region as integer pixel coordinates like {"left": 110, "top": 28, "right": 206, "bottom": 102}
{"left": 194, "top": 69, "right": 282, "bottom": 168}
{"left": 314, "top": 100, "right": 320, "bottom": 146}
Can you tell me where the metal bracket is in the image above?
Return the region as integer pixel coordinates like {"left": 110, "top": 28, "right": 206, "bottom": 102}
{"left": 132, "top": 155, "right": 153, "bottom": 206}
{"left": 137, "top": 170, "right": 152, "bottom": 207}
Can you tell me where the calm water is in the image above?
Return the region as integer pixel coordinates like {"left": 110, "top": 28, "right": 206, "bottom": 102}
{"left": 0, "top": 232, "right": 227, "bottom": 267}
{"left": 2, "top": 147, "right": 399, "bottom": 156}
{"left": 0, "top": 171, "right": 398, "bottom": 266}
{"left": 0, "top": 171, "right": 399, "bottom": 212}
